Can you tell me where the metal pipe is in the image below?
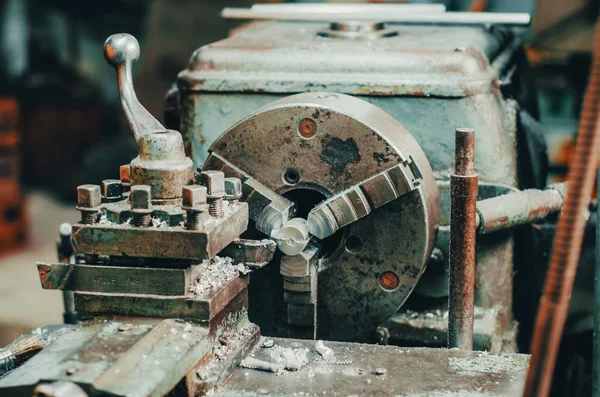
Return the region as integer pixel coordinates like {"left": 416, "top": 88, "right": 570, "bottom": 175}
{"left": 221, "top": 8, "right": 531, "bottom": 26}
{"left": 523, "top": 18, "right": 600, "bottom": 397}
{"left": 476, "top": 183, "right": 567, "bottom": 234}
{"left": 250, "top": 3, "right": 446, "bottom": 14}
{"left": 448, "top": 128, "right": 478, "bottom": 350}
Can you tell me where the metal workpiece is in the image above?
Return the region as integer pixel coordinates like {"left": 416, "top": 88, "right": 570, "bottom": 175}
{"left": 76, "top": 185, "right": 102, "bottom": 224}
{"left": 182, "top": 185, "right": 209, "bottom": 230}
{"left": 271, "top": 218, "right": 311, "bottom": 256}
{"left": 476, "top": 183, "right": 568, "bottom": 234}
{"left": 104, "top": 33, "right": 193, "bottom": 202}
{"left": 248, "top": 3, "right": 447, "bottom": 14}
{"left": 448, "top": 128, "right": 478, "bottom": 350}
{"left": 204, "top": 92, "right": 439, "bottom": 340}
{"left": 198, "top": 170, "right": 226, "bottom": 218}
{"left": 221, "top": 7, "right": 531, "bottom": 26}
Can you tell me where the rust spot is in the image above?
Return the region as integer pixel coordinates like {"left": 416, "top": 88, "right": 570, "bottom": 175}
{"left": 379, "top": 271, "right": 399, "bottom": 290}
{"left": 298, "top": 118, "right": 317, "bottom": 138}
{"left": 320, "top": 136, "right": 361, "bottom": 176}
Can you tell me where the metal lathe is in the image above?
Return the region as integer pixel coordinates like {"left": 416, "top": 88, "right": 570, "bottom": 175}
{"left": 0, "top": 5, "right": 578, "bottom": 397}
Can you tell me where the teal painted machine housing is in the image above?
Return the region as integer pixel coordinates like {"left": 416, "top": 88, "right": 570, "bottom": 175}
{"left": 174, "top": 21, "right": 542, "bottom": 350}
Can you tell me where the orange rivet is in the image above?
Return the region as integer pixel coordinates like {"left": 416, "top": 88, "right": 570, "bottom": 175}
{"left": 379, "top": 271, "right": 399, "bottom": 290}
{"left": 298, "top": 118, "right": 317, "bottom": 138}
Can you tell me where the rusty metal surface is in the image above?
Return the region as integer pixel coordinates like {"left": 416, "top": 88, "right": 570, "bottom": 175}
{"left": 476, "top": 183, "right": 567, "bottom": 234}
{"left": 74, "top": 275, "right": 248, "bottom": 322}
{"left": 0, "top": 318, "right": 212, "bottom": 397}
{"left": 524, "top": 20, "right": 600, "bottom": 397}
{"left": 105, "top": 34, "right": 193, "bottom": 202}
{"left": 384, "top": 307, "right": 498, "bottom": 351}
{"left": 178, "top": 22, "right": 508, "bottom": 97}
{"left": 204, "top": 92, "right": 440, "bottom": 341}
{"left": 215, "top": 338, "right": 529, "bottom": 396}
{"left": 71, "top": 202, "right": 248, "bottom": 260}
{"left": 220, "top": 238, "right": 277, "bottom": 269}
{"left": 37, "top": 262, "right": 192, "bottom": 296}
{"left": 448, "top": 128, "right": 478, "bottom": 350}
{"left": 188, "top": 322, "right": 260, "bottom": 396}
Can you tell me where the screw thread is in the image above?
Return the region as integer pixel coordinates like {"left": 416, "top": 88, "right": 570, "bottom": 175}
{"left": 81, "top": 211, "right": 100, "bottom": 224}
{"left": 209, "top": 198, "right": 224, "bottom": 218}
{"left": 186, "top": 211, "right": 204, "bottom": 230}
{"left": 133, "top": 213, "right": 151, "bottom": 227}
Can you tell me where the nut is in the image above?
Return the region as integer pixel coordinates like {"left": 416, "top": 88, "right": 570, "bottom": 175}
{"left": 77, "top": 185, "right": 101, "bottom": 209}
{"left": 199, "top": 171, "right": 225, "bottom": 197}
{"left": 130, "top": 185, "right": 151, "bottom": 211}
{"left": 102, "top": 179, "right": 123, "bottom": 202}
{"left": 224, "top": 177, "right": 243, "bottom": 200}
{"left": 182, "top": 185, "right": 208, "bottom": 210}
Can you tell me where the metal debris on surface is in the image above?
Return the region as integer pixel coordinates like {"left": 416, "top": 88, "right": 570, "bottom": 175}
{"left": 190, "top": 256, "right": 250, "bottom": 297}
{"left": 314, "top": 340, "right": 352, "bottom": 365}
{"left": 240, "top": 357, "right": 284, "bottom": 375}
{"left": 269, "top": 346, "right": 309, "bottom": 371}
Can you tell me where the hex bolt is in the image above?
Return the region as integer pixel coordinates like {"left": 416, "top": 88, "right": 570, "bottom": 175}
{"left": 76, "top": 184, "right": 102, "bottom": 224}
{"left": 224, "top": 177, "right": 243, "bottom": 204}
{"left": 182, "top": 185, "right": 209, "bottom": 230}
{"left": 199, "top": 171, "right": 225, "bottom": 218}
{"left": 101, "top": 179, "right": 124, "bottom": 202}
{"left": 130, "top": 185, "right": 152, "bottom": 227}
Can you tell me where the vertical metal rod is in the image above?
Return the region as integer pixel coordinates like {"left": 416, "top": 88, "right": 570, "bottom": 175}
{"left": 595, "top": 167, "right": 600, "bottom": 397}
{"left": 524, "top": 18, "right": 600, "bottom": 397}
{"left": 448, "top": 128, "right": 478, "bottom": 350}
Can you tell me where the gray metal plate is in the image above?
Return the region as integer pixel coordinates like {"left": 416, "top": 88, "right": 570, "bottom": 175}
{"left": 216, "top": 338, "right": 529, "bottom": 396}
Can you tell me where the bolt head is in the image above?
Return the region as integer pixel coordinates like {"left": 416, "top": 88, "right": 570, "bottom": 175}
{"left": 77, "top": 185, "right": 101, "bottom": 208}
{"left": 224, "top": 177, "right": 242, "bottom": 199}
{"left": 199, "top": 171, "right": 225, "bottom": 197}
{"left": 130, "top": 185, "right": 151, "bottom": 210}
{"left": 102, "top": 179, "right": 123, "bottom": 201}
{"left": 182, "top": 185, "right": 208, "bottom": 208}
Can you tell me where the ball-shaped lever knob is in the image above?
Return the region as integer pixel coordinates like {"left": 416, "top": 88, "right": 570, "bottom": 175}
{"left": 104, "top": 33, "right": 140, "bottom": 67}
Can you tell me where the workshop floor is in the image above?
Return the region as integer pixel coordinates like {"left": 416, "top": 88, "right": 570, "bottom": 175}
{"left": 0, "top": 191, "right": 79, "bottom": 345}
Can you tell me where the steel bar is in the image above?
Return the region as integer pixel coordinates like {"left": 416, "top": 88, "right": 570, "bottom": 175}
{"left": 250, "top": 3, "right": 446, "bottom": 14}
{"left": 476, "top": 183, "right": 567, "bottom": 234}
{"left": 448, "top": 128, "right": 478, "bottom": 350}
{"left": 524, "top": 18, "right": 600, "bottom": 397}
{"left": 221, "top": 8, "right": 531, "bottom": 26}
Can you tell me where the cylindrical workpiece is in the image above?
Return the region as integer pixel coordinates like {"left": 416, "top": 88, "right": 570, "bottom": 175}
{"left": 448, "top": 128, "right": 478, "bottom": 350}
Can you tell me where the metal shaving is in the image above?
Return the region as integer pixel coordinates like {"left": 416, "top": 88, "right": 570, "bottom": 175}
{"left": 314, "top": 340, "right": 352, "bottom": 365}
{"left": 269, "top": 346, "right": 309, "bottom": 371}
{"left": 240, "top": 357, "right": 284, "bottom": 375}
{"left": 190, "top": 256, "right": 250, "bottom": 297}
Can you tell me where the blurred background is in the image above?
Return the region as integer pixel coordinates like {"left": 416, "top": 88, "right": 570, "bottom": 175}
{"left": 0, "top": 0, "right": 595, "bottom": 349}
